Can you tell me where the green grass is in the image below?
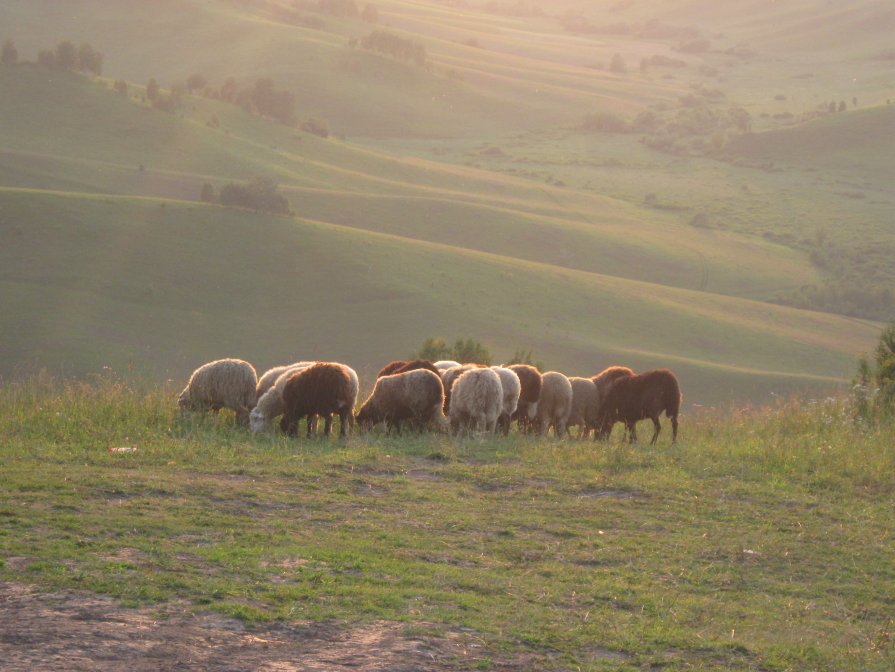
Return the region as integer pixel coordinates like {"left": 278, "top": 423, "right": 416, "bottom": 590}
{"left": 0, "top": 188, "right": 878, "bottom": 405}
{"left": 1, "top": 376, "right": 893, "bottom": 670}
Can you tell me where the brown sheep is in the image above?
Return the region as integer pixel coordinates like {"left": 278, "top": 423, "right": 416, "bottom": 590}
{"left": 591, "top": 366, "right": 635, "bottom": 398}
{"left": 508, "top": 364, "right": 542, "bottom": 433}
{"left": 356, "top": 369, "right": 449, "bottom": 434}
{"left": 597, "top": 368, "right": 681, "bottom": 444}
{"left": 392, "top": 359, "right": 442, "bottom": 378}
{"left": 377, "top": 360, "right": 408, "bottom": 378}
{"left": 280, "top": 363, "right": 355, "bottom": 438}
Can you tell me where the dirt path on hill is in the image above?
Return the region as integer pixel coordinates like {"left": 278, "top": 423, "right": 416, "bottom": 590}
{"left": 0, "top": 583, "right": 540, "bottom": 671}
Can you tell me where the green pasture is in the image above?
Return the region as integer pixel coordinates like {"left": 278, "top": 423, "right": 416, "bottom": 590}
{"left": 0, "top": 377, "right": 892, "bottom": 670}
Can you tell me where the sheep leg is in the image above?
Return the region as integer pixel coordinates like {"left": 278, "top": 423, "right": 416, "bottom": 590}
{"left": 626, "top": 421, "right": 637, "bottom": 443}
{"left": 670, "top": 414, "right": 678, "bottom": 443}
{"left": 323, "top": 414, "right": 334, "bottom": 437}
{"left": 339, "top": 409, "right": 350, "bottom": 438}
{"left": 649, "top": 416, "right": 661, "bottom": 445}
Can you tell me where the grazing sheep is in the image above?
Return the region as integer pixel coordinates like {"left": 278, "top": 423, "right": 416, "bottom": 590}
{"left": 433, "top": 360, "right": 461, "bottom": 371}
{"left": 597, "top": 368, "right": 681, "bottom": 444}
{"left": 490, "top": 366, "right": 521, "bottom": 436}
{"left": 280, "top": 363, "right": 355, "bottom": 438}
{"left": 567, "top": 377, "right": 601, "bottom": 439}
{"left": 251, "top": 362, "right": 358, "bottom": 434}
{"left": 591, "top": 366, "right": 635, "bottom": 398}
{"left": 178, "top": 358, "right": 257, "bottom": 426}
{"left": 392, "top": 359, "right": 441, "bottom": 378}
{"left": 440, "top": 364, "right": 478, "bottom": 413}
{"left": 377, "top": 360, "right": 408, "bottom": 378}
{"left": 536, "top": 371, "right": 573, "bottom": 438}
{"left": 508, "top": 364, "right": 542, "bottom": 433}
{"left": 449, "top": 367, "right": 503, "bottom": 436}
{"left": 256, "top": 361, "right": 316, "bottom": 399}
{"left": 356, "top": 369, "right": 449, "bottom": 434}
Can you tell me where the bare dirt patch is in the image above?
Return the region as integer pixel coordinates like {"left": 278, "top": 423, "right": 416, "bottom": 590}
{"left": 0, "top": 583, "right": 541, "bottom": 671}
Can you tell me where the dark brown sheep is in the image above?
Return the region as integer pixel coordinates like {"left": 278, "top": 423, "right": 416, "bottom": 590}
{"left": 377, "top": 360, "right": 408, "bottom": 378}
{"left": 280, "top": 363, "right": 355, "bottom": 438}
{"left": 591, "top": 366, "right": 635, "bottom": 395}
{"left": 392, "top": 358, "right": 441, "bottom": 378}
{"left": 508, "top": 364, "right": 542, "bottom": 433}
{"left": 597, "top": 369, "right": 681, "bottom": 444}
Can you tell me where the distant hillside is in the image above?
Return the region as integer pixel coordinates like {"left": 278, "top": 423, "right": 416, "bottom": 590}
{"left": 0, "top": 189, "right": 877, "bottom": 405}
{"left": 723, "top": 105, "right": 895, "bottom": 175}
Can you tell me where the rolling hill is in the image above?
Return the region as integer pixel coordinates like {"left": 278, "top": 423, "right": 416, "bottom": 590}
{"left": 0, "top": 0, "right": 890, "bottom": 405}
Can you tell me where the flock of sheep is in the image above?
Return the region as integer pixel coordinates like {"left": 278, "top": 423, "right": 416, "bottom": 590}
{"left": 177, "top": 357, "right": 682, "bottom": 444}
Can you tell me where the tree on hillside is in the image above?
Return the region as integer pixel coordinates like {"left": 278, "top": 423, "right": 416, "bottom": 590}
{"left": 146, "top": 77, "right": 159, "bottom": 101}
{"left": 37, "top": 49, "right": 55, "bottom": 67}
{"left": 219, "top": 176, "right": 289, "bottom": 214}
{"left": 220, "top": 77, "right": 238, "bottom": 102}
{"left": 76, "top": 42, "right": 103, "bottom": 74}
{"left": 854, "top": 321, "right": 895, "bottom": 420}
{"left": 113, "top": 79, "right": 128, "bottom": 95}
{"left": 200, "top": 183, "right": 216, "bottom": 203}
{"left": 54, "top": 40, "right": 78, "bottom": 69}
{"left": 1, "top": 39, "right": 18, "bottom": 65}
{"left": 187, "top": 73, "right": 207, "bottom": 94}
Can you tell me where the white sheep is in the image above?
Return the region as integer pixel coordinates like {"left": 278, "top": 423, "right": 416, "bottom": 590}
{"left": 440, "top": 363, "right": 479, "bottom": 413}
{"left": 490, "top": 366, "right": 521, "bottom": 436}
{"left": 256, "top": 362, "right": 316, "bottom": 399}
{"left": 450, "top": 367, "right": 503, "bottom": 436}
{"left": 356, "top": 368, "right": 449, "bottom": 433}
{"left": 433, "top": 360, "right": 462, "bottom": 371}
{"left": 178, "top": 358, "right": 258, "bottom": 426}
{"left": 536, "top": 371, "right": 573, "bottom": 438}
{"left": 567, "top": 377, "right": 600, "bottom": 439}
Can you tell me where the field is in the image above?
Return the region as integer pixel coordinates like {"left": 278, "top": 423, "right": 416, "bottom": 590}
{"left": 1, "top": 377, "right": 893, "bottom": 670}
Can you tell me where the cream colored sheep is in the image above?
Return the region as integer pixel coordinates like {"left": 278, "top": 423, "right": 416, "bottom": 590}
{"left": 256, "top": 362, "right": 315, "bottom": 399}
{"left": 450, "top": 367, "right": 503, "bottom": 436}
{"left": 356, "top": 369, "right": 449, "bottom": 433}
{"left": 490, "top": 366, "right": 521, "bottom": 436}
{"left": 178, "top": 358, "right": 257, "bottom": 426}
{"left": 433, "top": 360, "right": 462, "bottom": 371}
{"left": 440, "top": 363, "right": 478, "bottom": 413}
{"left": 567, "top": 377, "right": 600, "bottom": 439}
{"left": 537, "top": 371, "right": 573, "bottom": 438}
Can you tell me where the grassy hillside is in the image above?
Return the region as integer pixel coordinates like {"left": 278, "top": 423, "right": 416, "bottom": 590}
{"left": 0, "top": 189, "right": 877, "bottom": 405}
{"left": 1, "top": 380, "right": 893, "bottom": 670}
{"left": 0, "top": 1, "right": 891, "bottom": 402}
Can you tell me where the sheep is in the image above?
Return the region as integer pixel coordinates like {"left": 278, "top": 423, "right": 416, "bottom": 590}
{"left": 377, "top": 360, "right": 408, "bottom": 378}
{"left": 433, "top": 360, "right": 461, "bottom": 371}
{"left": 591, "top": 366, "right": 635, "bottom": 399}
{"left": 280, "top": 362, "right": 356, "bottom": 438}
{"left": 440, "top": 364, "right": 478, "bottom": 413}
{"left": 391, "top": 359, "right": 441, "bottom": 378}
{"left": 449, "top": 367, "right": 503, "bottom": 436}
{"left": 567, "top": 377, "right": 601, "bottom": 439}
{"left": 256, "top": 361, "right": 316, "bottom": 399}
{"left": 536, "top": 371, "right": 573, "bottom": 437}
{"left": 490, "top": 366, "right": 521, "bottom": 436}
{"left": 596, "top": 368, "right": 681, "bottom": 444}
{"left": 356, "top": 369, "right": 449, "bottom": 434}
{"left": 251, "top": 362, "right": 358, "bottom": 434}
{"left": 178, "top": 358, "right": 257, "bottom": 426}
{"left": 508, "top": 364, "right": 542, "bottom": 433}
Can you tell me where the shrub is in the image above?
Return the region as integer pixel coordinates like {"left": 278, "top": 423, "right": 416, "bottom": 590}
{"left": 1, "top": 39, "right": 18, "bottom": 65}
{"left": 361, "top": 30, "right": 427, "bottom": 66}
{"left": 412, "top": 337, "right": 492, "bottom": 365}
{"left": 579, "top": 111, "right": 628, "bottom": 133}
{"left": 301, "top": 118, "right": 329, "bottom": 138}
{"left": 113, "top": 80, "right": 128, "bottom": 96}
{"left": 219, "top": 176, "right": 290, "bottom": 214}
